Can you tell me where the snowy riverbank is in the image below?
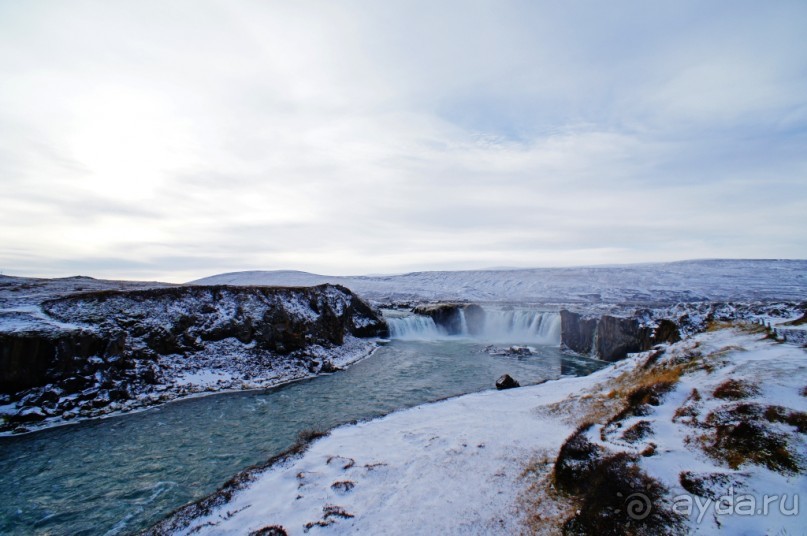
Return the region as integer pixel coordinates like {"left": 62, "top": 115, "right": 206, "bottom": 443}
{"left": 152, "top": 326, "right": 807, "bottom": 535}
{"left": 0, "top": 335, "right": 380, "bottom": 437}
{"left": 0, "top": 281, "right": 387, "bottom": 436}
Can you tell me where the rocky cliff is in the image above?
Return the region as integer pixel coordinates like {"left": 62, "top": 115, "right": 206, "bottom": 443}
{"left": 560, "top": 301, "right": 804, "bottom": 361}
{"left": 561, "top": 310, "right": 681, "bottom": 361}
{"left": 559, "top": 310, "right": 598, "bottom": 355}
{"left": 0, "top": 284, "right": 386, "bottom": 433}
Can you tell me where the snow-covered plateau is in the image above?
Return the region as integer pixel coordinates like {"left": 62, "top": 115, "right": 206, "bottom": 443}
{"left": 190, "top": 259, "right": 807, "bottom": 306}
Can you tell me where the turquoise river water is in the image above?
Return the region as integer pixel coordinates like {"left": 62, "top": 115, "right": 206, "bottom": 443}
{"left": 0, "top": 335, "right": 604, "bottom": 535}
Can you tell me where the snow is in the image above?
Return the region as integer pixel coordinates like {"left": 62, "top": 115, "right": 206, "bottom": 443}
{"left": 0, "top": 275, "right": 171, "bottom": 335}
{"left": 631, "top": 330, "right": 807, "bottom": 534}
{"left": 0, "top": 274, "right": 173, "bottom": 308}
{"left": 0, "top": 305, "right": 83, "bottom": 333}
{"left": 164, "top": 328, "right": 807, "bottom": 535}
{"left": 174, "top": 370, "right": 234, "bottom": 388}
{"left": 309, "top": 335, "right": 379, "bottom": 370}
{"left": 169, "top": 340, "right": 379, "bottom": 392}
{"left": 189, "top": 259, "right": 807, "bottom": 305}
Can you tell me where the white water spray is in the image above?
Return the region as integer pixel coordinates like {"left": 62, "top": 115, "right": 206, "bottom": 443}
{"left": 385, "top": 307, "right": 561, "bottom": 344}
{"left": 386, "top": 314, "right": 443, "bottom": 340}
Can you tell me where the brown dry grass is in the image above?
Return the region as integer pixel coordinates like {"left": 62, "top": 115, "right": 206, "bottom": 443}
{"left": 706, "top": 320, "right": 737, "bottom": 332}
{"left": 673, "top": 388, "right": 702, "bottom": 424}
{"left": 683, "top": 402, "right": 806, "bottom": 474}
{"left": 713, "top": 378, "right": 760, "bottom": 400}
{"left": 518, "top": 449, "right": 578, "bottom": 536}
{"left": 537, "top": 392, "right": 623, "bottom": 429}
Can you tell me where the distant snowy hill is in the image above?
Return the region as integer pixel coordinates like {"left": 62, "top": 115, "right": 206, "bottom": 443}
{"left": 189, "top": 259, "right": 807, "bottom": 305}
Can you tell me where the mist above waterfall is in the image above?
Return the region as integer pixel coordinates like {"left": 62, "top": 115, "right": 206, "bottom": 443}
{"left": 385, "top": 308, "right": 561, "bottom": 345}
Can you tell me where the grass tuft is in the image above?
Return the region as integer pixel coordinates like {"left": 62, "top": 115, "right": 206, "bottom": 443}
{"left": 561, "top": 453, "right": 683, "bottom": 536}
{"left": 621, "top": 420, "right": 654, "bottom": 443}
{"left": 713, "top": 379, "right": 760, "bottom": 400}
{"left": 679, "top": 471, "right": 735, "bottom": 500}
{"left": 763, "top": 405, "right": 807, "bottom": 434}
{"left": 611, "top": 378, "right": 679, "bottom": 423}
{"left": 249, "top": 526, "right": 288, "bottom": 536}
{"left": 553, "top": 423, "right": 603, "bottom": 495}
{"left": 701, "top": 408, "right": 801, "bottom": 474}
{"left": 672, "top": 389, "right": 702, "bottom": 424}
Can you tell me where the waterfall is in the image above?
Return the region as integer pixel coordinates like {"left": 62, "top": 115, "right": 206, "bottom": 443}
{"left": 458, "top": 309, "right": 469, "bottom": 335}
{"left": 386, "top": 314, "right": 443, "bottom": 340}
{"left": 385, "top": 308, "right": 561, "bottom": 345}
{"left": 481, "top": 309, "right": 561, "bottom": 344}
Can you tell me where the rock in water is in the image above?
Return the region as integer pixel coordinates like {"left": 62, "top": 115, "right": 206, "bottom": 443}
{"left": 495, "top": 374, "right": 520, "bottom": 390}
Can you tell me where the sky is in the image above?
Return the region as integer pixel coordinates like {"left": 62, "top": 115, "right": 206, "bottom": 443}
{"left": 1, "top": 0, "right": 806, "bottom": 283}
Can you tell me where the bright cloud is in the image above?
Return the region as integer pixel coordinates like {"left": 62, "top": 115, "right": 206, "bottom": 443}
{"left": 1, "top": 0, "right": 805, "bottom": 282}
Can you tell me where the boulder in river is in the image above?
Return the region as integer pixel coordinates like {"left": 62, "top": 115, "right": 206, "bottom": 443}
{"left": 495, "top": 374, "right": 520, "bottom": 390}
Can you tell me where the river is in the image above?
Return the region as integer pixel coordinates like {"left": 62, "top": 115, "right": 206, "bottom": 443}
{"left": 0, "top": 311, "right": 604, "bottom": 535}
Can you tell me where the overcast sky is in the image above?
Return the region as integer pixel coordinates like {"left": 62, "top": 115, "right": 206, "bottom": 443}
{"left": 1, "top": 0, "right": 805, "bottom": 282}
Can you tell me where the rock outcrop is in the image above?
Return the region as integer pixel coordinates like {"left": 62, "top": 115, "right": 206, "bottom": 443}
{"left": 0, "top": 284, "right": 387, "bottom": 433}
{"left": 595, "top": 315, "right": 678, "bottom": 362}
{"left": 560, "top": 311, "right": 599, "bottom": 355}
{"left": 412, "top": 303, "right": 485, "bottom": 335}
{"left": 560, "top": 310, "right": 681, "bottom": 362}
{"left": 0, "top": 329, "right": 110, "bottom": 393}
{"left": 42, "top": 284, "right": 386, "bottom": 356}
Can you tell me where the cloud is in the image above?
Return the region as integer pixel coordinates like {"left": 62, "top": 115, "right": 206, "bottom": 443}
{"left": 0, "top": 0, "right": 805, "bottom": 282}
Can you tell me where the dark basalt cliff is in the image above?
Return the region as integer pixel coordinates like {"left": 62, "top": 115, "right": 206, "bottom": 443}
{"left": 595, "top": 315, "right": 681, "bottom": 362}
{"left": 42, "top": 284, "right": 385, "bottom": 356}
{"left": 0, "top": 284, "right": 386, "bottom": 432}
{"left": 560, "top": 310, "right": 681, "bottom": 362}
{"left": 560, "top": 300, "right": 805, "bottom": 362}
{"left": 413, "top": 303, "right": 486, "bottom": 335}
{"left": 559, "top": 310, "right": 598, "bottom": 355}
{"left": 0, "top": 330, "right": 111, "bottom": 394}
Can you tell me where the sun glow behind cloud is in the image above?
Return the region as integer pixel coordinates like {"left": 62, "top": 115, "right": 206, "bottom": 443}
{"left": 0, "top": 0, "right": 805, "bottom": 282}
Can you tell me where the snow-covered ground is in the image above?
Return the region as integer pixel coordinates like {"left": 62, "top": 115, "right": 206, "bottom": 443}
{"left": 159, "top": 335, "right": 379, "bottom": 393}
{"left": 626, "top": 328, "right": 807, "bottom": 534}
{"left": 0, "top": 275, "right": 173, "bottom": 334}
{"left": 0, "top": 274, "right": 173, "bottom": 307}
{"left": 154, "top": 327, "right": 807, "bottom": 535}
{"left": 189, "top": 259, "right": 807, "bottom": 305}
